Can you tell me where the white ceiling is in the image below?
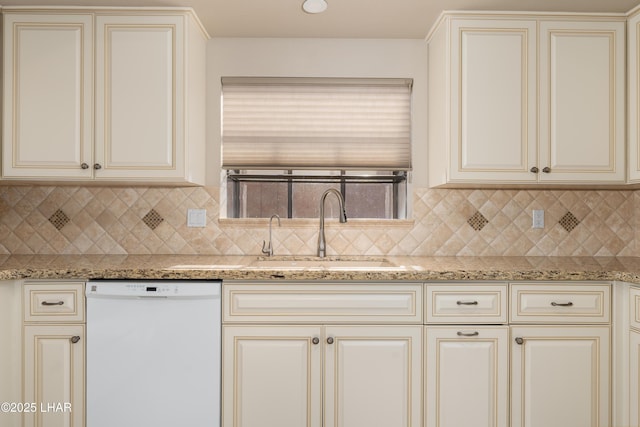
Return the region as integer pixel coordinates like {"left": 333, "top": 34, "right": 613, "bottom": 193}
{"left": 3, "top": 0, "right": 640, "bottom": 38}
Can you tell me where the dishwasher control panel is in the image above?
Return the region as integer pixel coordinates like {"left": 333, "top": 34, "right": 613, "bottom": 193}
{"left": 86, "top": 281, "right": 222, "bottom": 298}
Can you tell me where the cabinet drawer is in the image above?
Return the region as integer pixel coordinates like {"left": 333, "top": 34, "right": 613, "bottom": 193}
{"left": 223, "top": 283, "right": 422, "bottom": 323}
{"left": 425, "top": 284, "right": 508, "bottom": 324}
{"left": 510, "top": 283, "right": 610, "bottom": 324}
{"left": 23, "top": 282, "right": 85, "bottom": 322}
{"left": 630, "top": 287, "right": 640, "bottom": 330}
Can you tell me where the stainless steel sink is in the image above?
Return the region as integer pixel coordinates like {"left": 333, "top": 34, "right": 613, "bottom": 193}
{"left": 250, "top": 256, "right": 400, "bottom": 270}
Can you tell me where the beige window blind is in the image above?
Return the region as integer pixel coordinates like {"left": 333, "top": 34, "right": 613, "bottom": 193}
{"left": 221, "top": 77, "right": 412, "bottom": 170}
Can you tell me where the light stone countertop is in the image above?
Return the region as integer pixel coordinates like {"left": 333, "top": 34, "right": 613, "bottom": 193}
{"left": 1, "top": 254, "right": 640, "bottom": 284}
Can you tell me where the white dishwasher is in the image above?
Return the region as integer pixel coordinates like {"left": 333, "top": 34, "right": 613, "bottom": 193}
{"left": 86, "top": 280, "right": 221, "bottom": 427}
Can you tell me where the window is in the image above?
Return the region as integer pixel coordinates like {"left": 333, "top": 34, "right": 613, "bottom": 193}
{"left": 221, "top": 77, "right": 412, "bottom": 219}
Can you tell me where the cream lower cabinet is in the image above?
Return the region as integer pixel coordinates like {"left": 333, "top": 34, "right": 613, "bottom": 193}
{"left": 510, "top": 326, "right": 610, "bottom": 427}
{"left": 425, "top": 326, "right": 509, "bottom": 427}
{"left": 222, "top": 282, "right": 423, "bottom": 427}
{"left": 630, "top": 330, "right": 640, "bottom": 426}
{"left": 223, "top": 325, "right": 422, "bottom": 427}
{"left": 510, "top": 283, "right": 611, "bottom": 427}
{"left": 424, "top": 284, "right": 509, "bottom": 427}
{"left": 22, "top": 282, "right": 85, "bottom": 427}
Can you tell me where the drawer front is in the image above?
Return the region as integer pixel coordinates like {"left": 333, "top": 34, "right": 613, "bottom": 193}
{"left": 425, "top": 284, "right": 508, "bottom": 324}
{"left": 23, "top": 282, "right": 85, "bottom": 322}
{"left": 631, "top": 287, "right": 640, "bottom": 330}
{"left": 510, "top": 283, "right": 610, "bottom": 324}
{"left": 223, "top": 283, "right": 422, "bottom": 323}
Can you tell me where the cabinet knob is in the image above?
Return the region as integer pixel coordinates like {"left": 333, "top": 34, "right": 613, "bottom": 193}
{"left": 457, "top": 331, "right": 480, "bottom": 337}
{"left": 326, "top": 337, "right": 334, "bottom": 344}
{"left": 456, "top": 300, "right": 478, "bottom": 306}
{"left": 81, "top": 163, "right": 89, "bottom": 170}
{"left": 94, "top": 163, "right": 102, "bottom": 170}
{"left": 530, "top": 166, "right": 539, "bottom": 173}
{"left": 542, "top": 167, "right": 551, "bottom": 173}
{"left": 312, "top": 337, "right": 320, "bottom": 345}
{"left": 515, "top": 337, "right": 524, "bottom": 345}
{"left": 70, "top": 336, "right": 81, "bottom": 344}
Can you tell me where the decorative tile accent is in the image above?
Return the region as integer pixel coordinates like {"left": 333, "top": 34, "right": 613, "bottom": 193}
{"left": 467, "top": 210, "right": 489, "bottom": 231}
{"left": 48, "top": 209, "right": 70, "bottom": 230}
{"left": 142, "top": 209, "right": 164, "bottom": 230}
{"left": 559, "top": 211, "right": 580, "bottom": 232}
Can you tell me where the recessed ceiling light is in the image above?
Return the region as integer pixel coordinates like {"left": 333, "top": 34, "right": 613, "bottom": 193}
{"left": 302, "top": 0, "right": 328, "bottom": 14}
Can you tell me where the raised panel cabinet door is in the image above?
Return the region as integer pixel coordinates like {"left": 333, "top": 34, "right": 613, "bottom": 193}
{"left": 511, "top": 326, "right": 610, "bottom": 427}
{"left": 95, "top": 14, "right": 186, "bottom": 180}
{"left": 629, "top": 12, "right": 640, "bottom": 182}
{"left": 538, "top": 20, "right": 625, "bottom": 183}
{"left": 323, "top": 325, "right": 422, "bottom": 427}
{"left": 449, "top": 19, "right": 537, "bottom": 183}
{"left": 2, "top": 13, "right": 93, "bottom": 179}
{"left": 425, "top": 326, "right": 509, "bottom": 427}
{"left": 222, "top": 325, "right": 322, "bottom": 427}
{"left": 631, "top": 330, "right": 640, "bottom": 426}
{"left": 23, "top": 324, "right": 84, "bottom": 427}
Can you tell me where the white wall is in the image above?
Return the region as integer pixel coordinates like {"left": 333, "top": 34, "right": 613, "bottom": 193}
{"left": 205, "top": 37, "right": 429, "bottom": 187}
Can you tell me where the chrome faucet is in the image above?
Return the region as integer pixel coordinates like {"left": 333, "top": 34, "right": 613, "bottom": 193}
{"left": 261, "top": 214, "right": 281, "bottom": 257}
{"left": 317, "top": 189, "right": 347, "bottom": 258}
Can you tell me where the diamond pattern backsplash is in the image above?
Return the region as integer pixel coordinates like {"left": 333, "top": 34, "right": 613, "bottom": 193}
{"left": 0, "top": 186, "right": 637, "bottom": 256}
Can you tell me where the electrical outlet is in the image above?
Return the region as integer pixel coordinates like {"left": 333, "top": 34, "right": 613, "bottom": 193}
{"left": 532, "top": 210, "right": 544, "bottom": 229}
{"left": 187, "top": 209, "right": 207, "bottom": 228}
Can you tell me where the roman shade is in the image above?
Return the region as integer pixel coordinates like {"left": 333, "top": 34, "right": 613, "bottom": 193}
{"left": 221, "top": 77, "right": 412, "bottom": 170}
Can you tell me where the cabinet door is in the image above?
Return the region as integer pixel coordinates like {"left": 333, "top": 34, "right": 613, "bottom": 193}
{"left": 631, "top": 330, "right": 640, "bottom": 427}
{"left": 2, "top": 13, "right": 93, "bottom": 179}
{"left": 511, "top": 326, "right": 610, "bottom": 427}
{"left": 629, "top": 13, "right": 640, "bottom": 182}
{"left": 23, "top": 324, "right": 84, "bottom": 427}
{"left": 538, "top": 20, "right": 625, "bottom": 183}
{"left": 425, "top": 326, "right": 509, "bottom": 427}
{"left": 449, "top": 19, "right": 537, "bottom": 183}
{"left": 324, "top": 325, "right": 422, "bottom": 427}
{"left": 95, "top": 14, "right": 186, "bottom": 181}
{"left": 222, "top": 325, "right": 322, "bottom": 427}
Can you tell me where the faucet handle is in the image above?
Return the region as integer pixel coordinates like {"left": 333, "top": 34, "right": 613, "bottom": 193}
{"left": 261, "top": 240, "right": 272, "bottom": 256}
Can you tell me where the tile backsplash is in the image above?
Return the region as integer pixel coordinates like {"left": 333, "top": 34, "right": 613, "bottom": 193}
{"left": 0, "top": 185, "right": 636, "bottom": 256}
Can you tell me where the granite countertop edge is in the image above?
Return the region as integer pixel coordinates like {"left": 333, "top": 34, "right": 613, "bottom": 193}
{"left": 1, "top": 255, "right": 640, "bottom": 284}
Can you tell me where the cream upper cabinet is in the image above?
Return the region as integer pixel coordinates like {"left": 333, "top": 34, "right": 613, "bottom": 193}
{"left": 428, "top": 14, "right": 626, "bottom": 186}
{"left": 429, "top": 18, "right": 537, "bottom": 185}
{"left": 94, "top": 13, "right": 205, "bottom": 183}
{"left": 2, "top": 8, "right": 207, "bottom": 184}
{"left": 538, "top": 20, "right": 625, "bottom": 183}
{"left": 2, "top": 13, "right": 94, "bottom": 179}
{"left": 628, "top": 10, "right": 640, "bottom": 182}
{"left": 425, "top": 326, "right": 509, "bottom": 427}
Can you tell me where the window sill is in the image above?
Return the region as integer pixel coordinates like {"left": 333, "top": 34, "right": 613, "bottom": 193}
{"left": 218, "top": 218, "right": 415, "bottom": 229}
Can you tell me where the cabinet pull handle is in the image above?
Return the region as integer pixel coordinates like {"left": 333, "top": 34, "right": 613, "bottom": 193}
{"left": 457, "top": 331, "right": 479, "bottom": 337}
{"left": 456, "top": 300, "right": 479, "bottom": 306}
{"left": 94, "top": 163, "right": 102, "bottom": 170}
{"left": 70, "top": 336, "right": 80, "bottom": 344}
{"left": 41, "top": 300, "right": 64, "bottom": 306}
{"left": 515, "top": 337, "right": 524, "bottom": 345}
{"left": 326, "top": 337, "right": 334, "bottom": 344}
{"left": 530, "top": 166, "right": 539, "bottom": 173}
{"left": 312, "top": 337, "right": 320, "bottom": 345}
{"left": 81, "top": 163, "right": 89, "bottom": 170}
{"left": 542, "top": 167, "right": 551, "bottom": 173}
{"left": 551, "top": 301, "right": 573, "bottom": 307}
